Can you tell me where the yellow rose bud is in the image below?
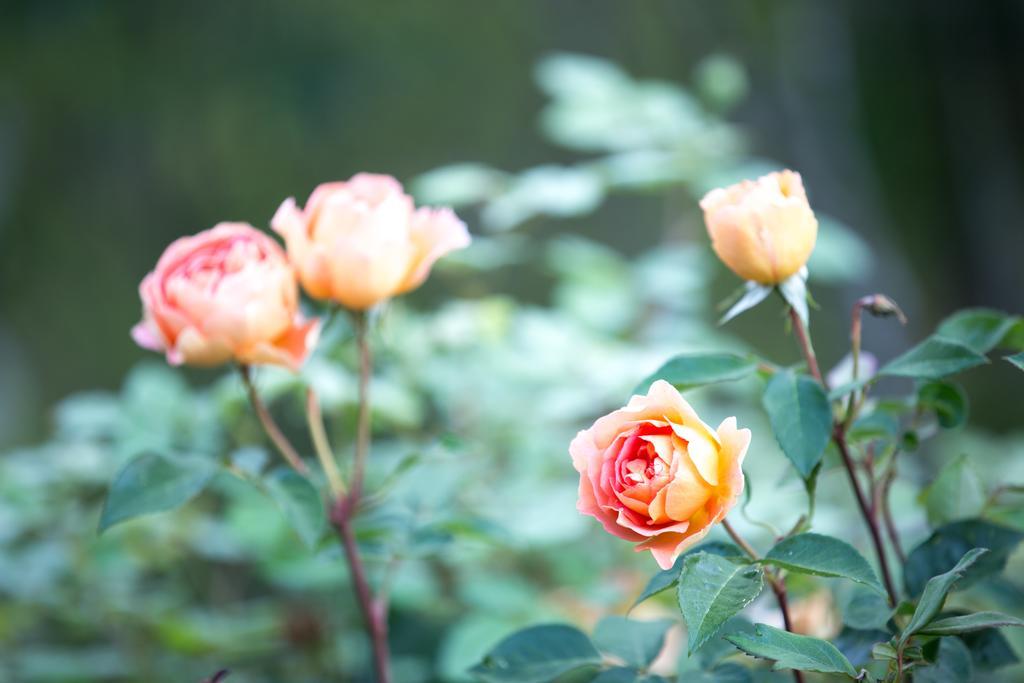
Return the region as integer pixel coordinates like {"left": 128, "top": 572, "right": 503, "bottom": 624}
{"left": 700, "top": 170, "right": 818, "bottom": 284}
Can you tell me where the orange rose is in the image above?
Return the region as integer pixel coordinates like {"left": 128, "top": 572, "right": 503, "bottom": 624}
{"left": 700, "top": 170, "right": 818, "bottom": 284}
{"left": 570, "top": 381, "right": 751, "bottom": 569}
{"left": 132, "top": 223, "right": 319, "bottom": 370}
{"left": 271, "top": 174, "right": 470, "bottom": 310}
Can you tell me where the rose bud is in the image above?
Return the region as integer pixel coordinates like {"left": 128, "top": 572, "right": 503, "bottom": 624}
{"left": 132, "top": 222, "right": 320, "bottom": 371}
{"left": 700, "top": 170, "right": 818, "bottom": 284}
{"left": 271, "top": 174, "right": 471, "bottom": 310}
{"left": 570, "top": 380, "right": 751, "bottom": 569}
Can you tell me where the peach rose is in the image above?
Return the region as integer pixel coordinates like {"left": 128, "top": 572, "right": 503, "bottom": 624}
{"left": 271, "top": 174, "right": 471, "bottom": 310}
{"left": 132, "top": 222, "right": 319, "bottom": 371}
{"left": 700, "top": 170, "right": 818, "bottom": 284}
{"left": 570, "top": 380, "right": 751, "bottom": 569}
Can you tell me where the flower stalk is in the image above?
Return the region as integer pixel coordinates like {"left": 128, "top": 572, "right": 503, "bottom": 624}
{"left": 328, "top": 311, "right": 391, "bottom": 683}
{"left": 785, "top": 306, "right": 899, "bottom": 606}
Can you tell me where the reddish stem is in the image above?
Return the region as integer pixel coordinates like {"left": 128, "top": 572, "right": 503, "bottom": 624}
{"left": 328, "top": 312, "right": 391, "bottom": 683}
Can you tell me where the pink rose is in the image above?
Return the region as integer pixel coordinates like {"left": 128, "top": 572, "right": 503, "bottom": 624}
{"left": 271, "top": 174, "right": 471, "bottom": 310}
{"left": 570, "top": 380, "right": 751, "bottom": 569}
{"left": 132, "top": 222, "right": 319, "bottom": 371}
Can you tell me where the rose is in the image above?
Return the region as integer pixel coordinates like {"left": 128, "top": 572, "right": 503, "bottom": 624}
{"left": 700, "top": 170, "right": 818, "bottom": 284}
{"left": 132, "top": 222, "right": 319, "bottom": 370}
{"left": 569, "top": 380, "right": 751, "bottom": 569}
{"left": 271, "top": 174, "right": 471, "bottom": 310}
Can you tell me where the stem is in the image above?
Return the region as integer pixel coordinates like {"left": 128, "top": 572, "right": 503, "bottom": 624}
{"left": 328, "top": 310, "right": 390, "bottom": 683}
{"left": 306, "top": 388, "right": 347, "bottom": 497}
{"left": 880, "top": 465, "right": 907, "bottom": 565}
{"left": 350, "top": 312, "right": 373, "bottom": 502}
{"left": 722, "top": 519, "right": 805, "bottom": 683}
{"left": 788, "top": 307, "right": 823, "bottom": 385}
{"left": 331, "top": 508, "right": 391, "bottom": 683}
{"left": 239, "top": 365, "right": 309, "bottom": 476}
{"left": 784, "top": 304, "right": 900, "bottom": 606}
{"left": 834, "top": 428, "right": 900, "bottom": 606}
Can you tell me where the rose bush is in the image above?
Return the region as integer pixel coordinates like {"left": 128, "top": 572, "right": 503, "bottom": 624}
{"left": 271, "top": 173, "right": 471, "bottom": 310}
{"left": 131, "top": 222, "right": 319, "bottom": 370}
{"left": 570, "top": 379, "right": 751, "bottom": 569}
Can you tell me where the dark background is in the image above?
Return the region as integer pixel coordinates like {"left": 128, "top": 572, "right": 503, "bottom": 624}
{"left": 2, "top": 0, "right": 1023, "bottom": 446}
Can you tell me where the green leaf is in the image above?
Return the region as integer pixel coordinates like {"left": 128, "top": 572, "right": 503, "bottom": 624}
{"left": 914, "top": 636, "right": 972, "bottom": 683}
{"left": 99, "top": 453, "right": 216, "bottom": 532}
{"left": 880, "top": 338, "right": 987, "bottom": 380}
{"left": 631, "top": 542, "right": 744, "bottom": 609}
{"left": 920, "top": 455, "right": 984, "bottom": 526}
{"left": 846, "top": 411, "right": 900, "bottom": 444}
{"left": 635, "top": 353, "right": 757, "bottom": 394}
{"left": 833, "top": 626, "right": 888, "bottom": 668}
{"left": 961, "top": 627, "right": 1020, "bottom": 671}
{"left": 696, "top": 618, "right": 755, "bottom": 668}
{"left": 593, "top": 617, "right": 673, "bottom": 668}
{"left": 1006, "top": 352, "right": 1024, "bottom": 372}
{"left": 470, "top": 624, "right": 602, "bottom": 683}
{"left": 677, "top": 552, "right": 764, "bottom": 654}
{"left": 901, "top": 548, "right": 988, "bottom": 644}
{"left": 762, "top": 369, "right": 833, "bottom": 479}
{"left": 841, "top": 587, "right": 892, "bottom": 631}
{"left": 724, "top": 623, "right": 858, "bottom": 676}
{"left": 761, "top": 533, "right": 884, "bottom": 594}
{"left": 935, "top": 308, "right": 1019, "bottom": 353}
{"left": 684, "top": 663, "right": 752, "bottom": 683}
{"left": 917, "top": 381, "right": 968, "bottom": 429}
{"left": 593, "top": 667, "right": 668, "bottom": 683}
{"left": 919, "top": 611, "right": 1024, "bottom": 635}
{"left": 904, "top": 520, "right": 1024, "bottom": 596}
{"left": 264, "top": 468, "right": 326, "bottom": 549}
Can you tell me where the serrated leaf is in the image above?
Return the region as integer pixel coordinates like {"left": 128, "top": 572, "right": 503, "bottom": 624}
{"left": 720, "top": 282, "right": 773, "bottom": 325}
{"left": 762, "top": 370, "right": 832, "bottom": 478}
{"left": 678, "top": 553, "right": 764, "bottom": 654}
{"left": 631, "top": 542, "right": 743, "bottom": 609}
{"left": 935, "top": 308, "right": 1019, "bottom": 354}
{"left": 724, "top": 623, "right": 858, "bottom": 676}
{"left": 914, "top": 636, "right": 972, "bottom": 683}
{"left": 593, "top": 617, "right": 673, "bottom": 668}
{"left": 917, "top": 381, "right": 968, "bottom": 429}
{"left": 264, "top": 468, "right": 325, "bottom": 549}
{"left": 635, "top": 353, "right": 757, "bottom": 395}
{"left": 920, "top": 455, "right": 984, "bottom": 526}
{"left": 904, "top": 519, "right": 1024, "bottom": 596}
{"left": 918, "top": 611, "right": 1024, "bottom": 635}
{"left": 881, "top": 338, "right": 987, "bottom": 380}
{"left": 99, "top": 453, "right": 216, "bottom": 532}
{"left": 696, "top": 618, "right": 756, "bottom": 668}
{"left": 470, "top": 624, "right": 602, "bottom": 683}
{"left": 761, "top": 533, "right": 884, "bottom": 594}
{"left": 901, "top": 548, "right": 988, "bottom": 644}
{"left": 1006, "top": 352, "right": 1024, "bottom": 372}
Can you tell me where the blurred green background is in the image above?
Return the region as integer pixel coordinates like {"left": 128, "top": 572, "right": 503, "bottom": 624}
{"left": 1, "top": 2, "right": 1023, "bottom": 682}
{"left": 2, "top": 0, "right": 1023, "bottom": 445}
